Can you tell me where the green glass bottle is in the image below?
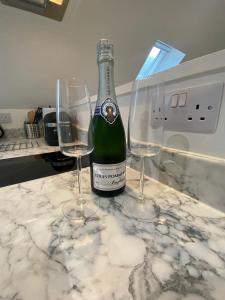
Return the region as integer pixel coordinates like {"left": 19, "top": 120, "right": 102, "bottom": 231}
{"left": 90, "top": 39, "right": 126, "bottom": 197}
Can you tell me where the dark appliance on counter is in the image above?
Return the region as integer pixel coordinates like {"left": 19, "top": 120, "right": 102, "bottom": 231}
{"left": 0, "top": 125, "right": 4, "bottom": 138}
{"left": 0, "top": 151, "right": 90, "bottom": 188}
{"left": 43, "top": 112, "right": 59, "bottom": 146}
{"left": 58, "top": 111, "right": 75, "bottom": 144}
{"left": 43, "top": 151, "right": 75, "bottom": 172}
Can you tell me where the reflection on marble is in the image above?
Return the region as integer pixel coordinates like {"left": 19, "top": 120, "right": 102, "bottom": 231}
{"left": 128, "top": 149, "right": 225, "bottom": 213}
{"left": 0, "top": 167, "right": 225, "bottom": 300}
{"left": 0, "top": 138, "right": 59, "bottom": 160}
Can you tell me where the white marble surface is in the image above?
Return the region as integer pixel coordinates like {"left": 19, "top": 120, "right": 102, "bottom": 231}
{"left": 0, "top": 167, "right": 225, "bottom": 300}
{"left": 0, "top": 137, "right": 59, "bottom": 160}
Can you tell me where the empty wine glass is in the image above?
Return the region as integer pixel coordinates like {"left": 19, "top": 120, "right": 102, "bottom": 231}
{"left": 123, "top": 78, "right": 164, "bottom": 221}
{"left": 56, "top": 77, "right": 96, "bottom": 220}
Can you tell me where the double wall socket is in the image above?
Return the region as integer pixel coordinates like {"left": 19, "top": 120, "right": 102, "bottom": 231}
{"left": 0, "top": 113, "right": 12, "bottom": 123}
{"left": 153, "top": 82, "right": 223, "bottom": 134}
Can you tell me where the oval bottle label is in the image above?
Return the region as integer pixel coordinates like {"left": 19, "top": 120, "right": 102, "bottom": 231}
{"left": 94, "top": 98, "right": 119, "bottom": 124}
{"left": 93, "top": 161, "right": 126, "bottom": 191}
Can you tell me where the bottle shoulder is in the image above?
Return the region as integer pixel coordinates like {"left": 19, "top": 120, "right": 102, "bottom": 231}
{"left": 95, "top": 95, "right": 118, "bottom": 107}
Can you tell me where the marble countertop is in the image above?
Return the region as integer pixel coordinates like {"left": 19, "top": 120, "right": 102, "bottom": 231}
{"left": 0, "top": 166, "right": 225, "bottom": 300}
{"left": 0, "top": 138, "right": 59, "bottom": 160}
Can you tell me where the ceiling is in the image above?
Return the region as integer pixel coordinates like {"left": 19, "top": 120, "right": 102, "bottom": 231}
{"left": 1, "top": 0, "right": 225, "bottom": 108}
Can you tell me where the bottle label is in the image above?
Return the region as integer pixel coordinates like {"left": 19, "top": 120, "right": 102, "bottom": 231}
{"left": 94, "top": 98, "right": 119, "bottom": 124}
{"left": 93, "top": 161, "right": 126, "bottom": 191}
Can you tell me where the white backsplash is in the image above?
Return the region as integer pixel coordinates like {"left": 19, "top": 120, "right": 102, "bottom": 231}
{"left": 0, "top": 109, "right": 31, "bottom": 129}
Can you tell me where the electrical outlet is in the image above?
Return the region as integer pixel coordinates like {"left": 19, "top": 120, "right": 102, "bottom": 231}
{"left": 160, "top": 82, "right": 224, "bottom": 133}
{"left": 0, "top": 113, "right": 12, "bottom": 123}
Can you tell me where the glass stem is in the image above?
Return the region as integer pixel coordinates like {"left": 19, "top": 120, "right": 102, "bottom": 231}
{"left": 76, "top": 156, "right": 85, "bottom": 208}
{"left": 139, "top": 156, "right": 145, "bottom": 203}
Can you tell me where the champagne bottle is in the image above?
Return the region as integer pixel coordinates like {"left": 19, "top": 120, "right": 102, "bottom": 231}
{"left": 90, "top": 39, "right": 126, "bottom": 197}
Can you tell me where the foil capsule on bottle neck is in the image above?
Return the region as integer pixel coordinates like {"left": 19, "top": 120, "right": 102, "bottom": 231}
{"left": 97, "top": 39, "right": 114, "bottom": 63}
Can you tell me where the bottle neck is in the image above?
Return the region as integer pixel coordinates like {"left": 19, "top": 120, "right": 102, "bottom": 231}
{"left": 97, "top": 60, "right": 116, "bottom": 104}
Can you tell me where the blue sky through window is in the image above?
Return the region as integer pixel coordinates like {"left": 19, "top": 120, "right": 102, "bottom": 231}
{"left": 136, "top": 40, "right": 186, "bottom": 80}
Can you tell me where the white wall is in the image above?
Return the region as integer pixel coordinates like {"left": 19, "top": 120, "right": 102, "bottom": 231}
{"left": 0, "top": 109, "right": 32, "bottom": 129}
{"left": 1, "top": 0, "right": 225, "bottom": 108}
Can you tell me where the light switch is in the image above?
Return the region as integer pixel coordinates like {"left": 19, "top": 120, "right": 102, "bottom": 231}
{"left": 178, "top": 93, "right": 187, "bottom": 107}
{"left": 170, "top": 94, "right": 178, "bottom": 108}
{"left": 162, "top": 82, "right": 223, "bottom": 133}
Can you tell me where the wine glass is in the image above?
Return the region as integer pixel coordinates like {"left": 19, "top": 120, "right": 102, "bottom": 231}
{"left": 56, "top": 77, "right": 96, "bottom": 220}
{"left": 123, "top": 78, "right": 164, "bottom": 221}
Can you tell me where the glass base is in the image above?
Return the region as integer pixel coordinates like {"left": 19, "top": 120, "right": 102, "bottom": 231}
{"left": 62, "top": 197, "right": 98, "bottom": 221}
{"left": 122, "top": 197, "right": 160, "bottom": 221}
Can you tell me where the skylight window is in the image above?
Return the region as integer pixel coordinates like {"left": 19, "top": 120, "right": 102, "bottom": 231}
{"left": 136, "top": 40, "right": 186, "bottom": 80}
{"left": 149, "top": 46, "right": 161, "bottom": 59}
